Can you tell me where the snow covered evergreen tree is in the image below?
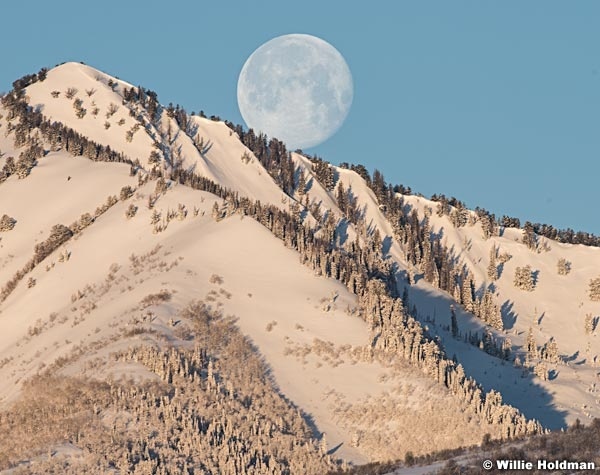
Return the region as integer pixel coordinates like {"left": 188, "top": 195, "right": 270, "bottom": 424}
{"left": 557, "top": 258, "right": 571, "bottom": 275}
{"left": 487, "top": 245, "right": 498, "bottom": 281}
{"left": 526, "top": 327, "right": 538, "bottom": 360}
{"left": 522, "top": 221, "right": 537, "bottom": 251}
{"left": 514, "top": 265, "right": 535, "bottom": 291}
{"left": 589, "top": 277, "right": 600, "bottom": 301}
{"left": 584, "top": 313, "right": 595, "bottom": 335}
{"left": 0, "top": 214, "right": 16, "bottom": 232}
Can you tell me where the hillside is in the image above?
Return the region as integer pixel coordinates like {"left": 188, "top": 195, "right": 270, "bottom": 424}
{"left": 0, "top": 62, "right": 598, "bottom": 473}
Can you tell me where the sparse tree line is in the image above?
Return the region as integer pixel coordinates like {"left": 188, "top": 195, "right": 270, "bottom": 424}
{"left": 431, "top": 193, "right": 600, "bottom": 248}
{"left": 1, "top": 87, "right": 133, "bottom": 168}
{"left": 0, "top": 190, "right": 124, "bottom": 304}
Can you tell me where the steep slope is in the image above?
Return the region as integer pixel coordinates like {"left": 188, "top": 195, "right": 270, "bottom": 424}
{"left": 289, "top": 144, "right": 600, "bottom": 429}
{"left": 3, "top": 61, "right": 599, "bottom": 472}
{"left": 0, "top": 150, "right": 501, "bottom": 466}
{"left": 0, "top": 64, "right": 527, "bottom": 470}
{"left": 24, "top": 62, "right": 287, "bottom": 208}
{"left": 397, "top": 194, "right": 600, "bottom": 427}
{"left": 24, "top": 62, "right": 153, "bottom": 162}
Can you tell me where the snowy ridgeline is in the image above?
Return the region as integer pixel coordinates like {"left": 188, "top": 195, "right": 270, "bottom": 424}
{"left": 0, "top": 62, "right": 599, "bottom": 473}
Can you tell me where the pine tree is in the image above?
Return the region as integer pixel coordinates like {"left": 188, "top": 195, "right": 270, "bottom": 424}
{"left": 461, "top": 273, "right": 475, "bottom": 312}
{"left": 589, "top": 277, "right": 600, "bottom": 301}
{"left": 543, "top": 338, "right": 559, "bottom": 363}
{"left": 125, "top": 204, "right": 138, "bottom": 219}
{"left": 297, "top": 170, "right": 307, "bottom": 195}
{"left": 557, "top": 258, "right": 571, "bottom": 275}
{"left": 584, "top": 313, "right": 594, "bottom": 335}
{"left": 0, "top": 214, "right": 16, "bottom": 232}
{"left": 489, "top": 304, "right": 504, "bottom": 331}
{"left": 534, "top": 362, "right": 548, "bottom": 380}
{"left": 514, "top": 265, "right": 535, "bottom": 291}
{"left": 336, "top": 180, "right": 347, "bottom": 215}
{"left": 487, "top": 245, "right": 498, "bottom": 281}
{"left": 522, "top": 221, "right": 537, "bottom": 251}
{"left": 501, "top": 338, "right": 512, "bottom": 360}
{"left": 526, "top": 327, "right": 537, "bottom": 359}
{"left": 480, "top": 214, "right": 493, "bottom": 239}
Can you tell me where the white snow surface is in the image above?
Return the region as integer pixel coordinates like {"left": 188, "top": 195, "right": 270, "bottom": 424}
{"left": 1, "top": 62, "right": 600, "bottom": 465}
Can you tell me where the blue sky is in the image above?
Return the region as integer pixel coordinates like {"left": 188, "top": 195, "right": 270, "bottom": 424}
{"left": 1, "top": 1, "right": 599, "bottom": 233}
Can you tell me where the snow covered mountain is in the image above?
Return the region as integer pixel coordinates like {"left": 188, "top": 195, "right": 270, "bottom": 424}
{"left": 0, "top": 62, "right": 598, "bottom": 473}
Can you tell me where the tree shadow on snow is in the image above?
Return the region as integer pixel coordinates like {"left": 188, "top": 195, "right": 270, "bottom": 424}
{"left": 336, "top": 219, "right": 349, "bottom": 247}
{"left": 382, "top": 236, "right": 393, "bottom": 257}
{"left": 501, "top": 300, "right": 518, "bottom": 330}
{"left": 327, "top": 442, "right": 344, "bottom": 456}
{"left": 397, "top": 277, "right": 568, "bottom": 430}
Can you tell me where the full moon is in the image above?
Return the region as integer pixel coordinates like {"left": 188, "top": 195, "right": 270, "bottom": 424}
{"left": 237, "top": 34, "right": 353, "bottom": 150}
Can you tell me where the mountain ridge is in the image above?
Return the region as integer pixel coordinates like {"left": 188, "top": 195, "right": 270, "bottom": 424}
{"left": 0, "top": 62, "right": 598, "bottom": 472}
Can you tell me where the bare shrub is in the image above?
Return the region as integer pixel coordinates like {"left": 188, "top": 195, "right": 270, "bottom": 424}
{"left": 64, "top": 87, "right": 78, "bottom": 99}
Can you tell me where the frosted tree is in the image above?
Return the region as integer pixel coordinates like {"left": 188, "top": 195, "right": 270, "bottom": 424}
{"left": 487, "top": 245, "right": 498, "bottom": 281}
{"left": 584, "top": 313, "right": 595, "bottom": 335}
{"left": 522, "top": 221, "right": 537, "bottom": 250}
{"left": 461, "top": 273, "right": 475, "bottom": 313}
{"left": 514, "top": 265, "right": 535, "bottom": 291}
{"left": 125, "top": 204, "right": 138, "bottom": 219}
{"left": 336, "top": 180, "right": 347, "bottom": 214}
{"left": 480, "top": 214, "right": 495, "bottom": 239}
{"left": 557, "top": 258, "right": 571, "bottom": 275}
{"left": 489, "top": 305, "right": 504, "bottom": 331}
{"left": 154, "top": 177, "right": 168, "bottom": 195}
{"left": 297, "top": 170, "right": 307, "bottom": 195}
{"left": 526, "top": 327, "right": 538, "bottom": 359}
{"left": 119, "top": 185, "right": 134, "bottom": 201}
{"left": 534, "top": 362, "right": 548, "bottom": 380}
{"left": 589, "top": 277, "right": 600, "bottom": 301}
{"left": 543, "top": 338, "right": 559, "bottom": 364}
{"left": 0, "top": 214, "right": 16, "bottom": 232}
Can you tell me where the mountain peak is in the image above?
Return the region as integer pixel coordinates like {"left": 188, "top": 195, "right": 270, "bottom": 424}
{"left": 1, "top": 63, "right": 599, "bottom": 471}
